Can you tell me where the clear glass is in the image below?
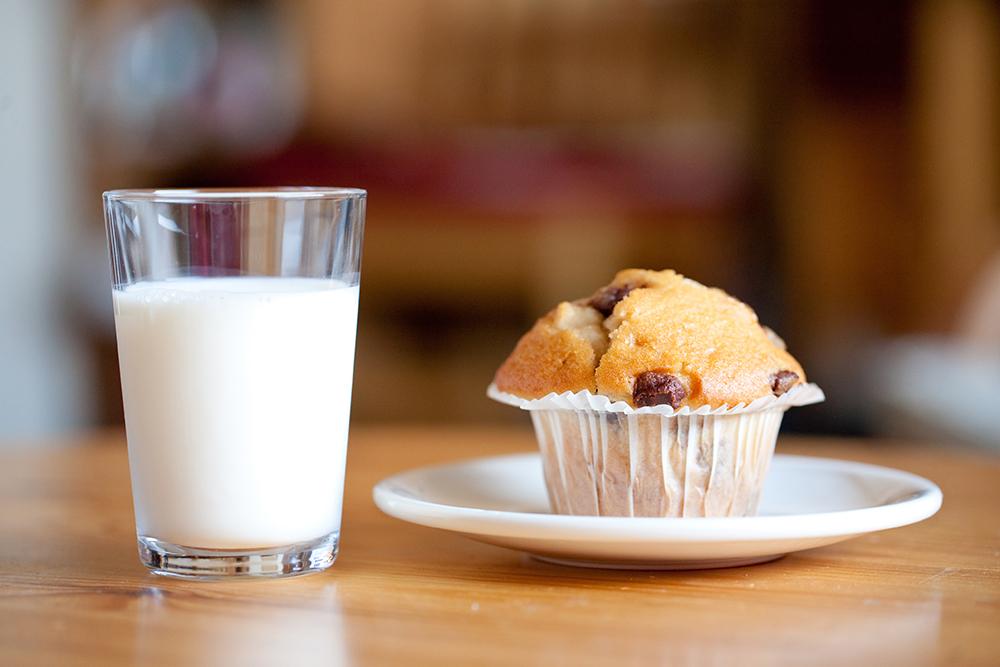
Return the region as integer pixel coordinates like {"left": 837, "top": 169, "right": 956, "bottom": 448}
{"left": 103, "top": 187, "right": 366, "bottom": 578}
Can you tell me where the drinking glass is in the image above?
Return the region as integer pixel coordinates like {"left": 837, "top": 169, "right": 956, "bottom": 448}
{"left": 104, "top": 188, "right": 365, "bottom": 578}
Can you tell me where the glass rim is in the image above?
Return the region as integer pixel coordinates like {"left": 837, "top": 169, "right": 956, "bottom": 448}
{"left": 104, "top": 187, "right": 367, "bottom": 203}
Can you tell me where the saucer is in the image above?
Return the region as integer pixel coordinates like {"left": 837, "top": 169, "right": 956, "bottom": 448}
{"left": 373, "top": 453, "right": 942, "bottom": 570}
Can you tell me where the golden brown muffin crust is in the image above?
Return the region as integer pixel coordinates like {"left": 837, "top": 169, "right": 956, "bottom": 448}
{"left": 494, "top": 269, "right": 806, "bottom": 407}
{"left": 494, "top": 302, "right": 604, "bottom": 396}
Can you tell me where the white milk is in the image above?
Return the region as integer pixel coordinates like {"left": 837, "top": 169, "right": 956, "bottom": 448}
{"left": 113, "top": 277, "right": 359, "bottom": 549}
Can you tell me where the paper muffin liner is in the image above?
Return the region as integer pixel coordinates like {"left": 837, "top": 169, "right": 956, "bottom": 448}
{"left": 488, "top": 383, "right": 824, "bottom": 518}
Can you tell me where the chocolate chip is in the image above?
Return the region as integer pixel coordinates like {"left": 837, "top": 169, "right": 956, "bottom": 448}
{"left": 633, "top": 371, "right": 687, "bottom": 408}
{"left": 771, "top": 370, "right": 799, "bottom": 396}
{"left": 588, "top": 284, "right": 636, "bottom": 317}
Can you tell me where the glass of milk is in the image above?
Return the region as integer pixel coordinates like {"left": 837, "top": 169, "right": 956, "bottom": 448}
{"left": 103, "top": 188, "right": 365, "bottom": 578}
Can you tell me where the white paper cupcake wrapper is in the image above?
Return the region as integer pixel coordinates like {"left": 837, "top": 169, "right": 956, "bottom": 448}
{"left": 487, "top": 383, "right": 825, "bottom": 518}
{"left": 487, "top": 382, "right": 824, "bottom": 415}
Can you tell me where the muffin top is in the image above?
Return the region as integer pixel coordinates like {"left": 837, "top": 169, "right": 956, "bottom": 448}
{"left": 494, "top": 269, "right": 805, "bottom": 408}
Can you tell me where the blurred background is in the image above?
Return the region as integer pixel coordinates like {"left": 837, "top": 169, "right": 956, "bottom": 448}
{"left": 1, "top": 0, "right": 998, "bottom": 447}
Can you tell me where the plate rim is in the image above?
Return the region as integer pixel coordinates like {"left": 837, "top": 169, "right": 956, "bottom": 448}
{"left": 372, "top": 453, "right": 943, "bottom": 543}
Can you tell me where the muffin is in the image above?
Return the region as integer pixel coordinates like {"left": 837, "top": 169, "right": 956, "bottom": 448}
{"left": 489, "top": 269, "right": 823, "bottom": 518}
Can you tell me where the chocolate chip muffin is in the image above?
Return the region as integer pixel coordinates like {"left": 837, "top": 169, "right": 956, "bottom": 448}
{"left": 490, "top": 269, "right": 823, "bottom": 518}
{"left": 495, "top": 269, "right": 805, "bottom": 408}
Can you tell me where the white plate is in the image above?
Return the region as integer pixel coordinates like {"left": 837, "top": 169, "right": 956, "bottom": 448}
{"left": 373, "top": 453, "right": 942, "bottom": 570}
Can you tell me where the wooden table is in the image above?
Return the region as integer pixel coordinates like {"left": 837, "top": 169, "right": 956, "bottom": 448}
{"left": 1, "top": 427, "right": 997, "bottom": 666}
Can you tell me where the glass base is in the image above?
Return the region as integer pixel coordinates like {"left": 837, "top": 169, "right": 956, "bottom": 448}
{"left": 137, "top": 532, "right": 339, "bottom": 579}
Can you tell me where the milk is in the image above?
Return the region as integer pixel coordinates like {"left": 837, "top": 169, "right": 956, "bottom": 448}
{"left": 113, "top": 277, "right": 359, "bottom": 549}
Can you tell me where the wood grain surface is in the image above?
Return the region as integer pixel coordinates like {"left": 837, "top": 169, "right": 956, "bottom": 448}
{"left": 0, "top": 426, "right": 997, "bottom": 666}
